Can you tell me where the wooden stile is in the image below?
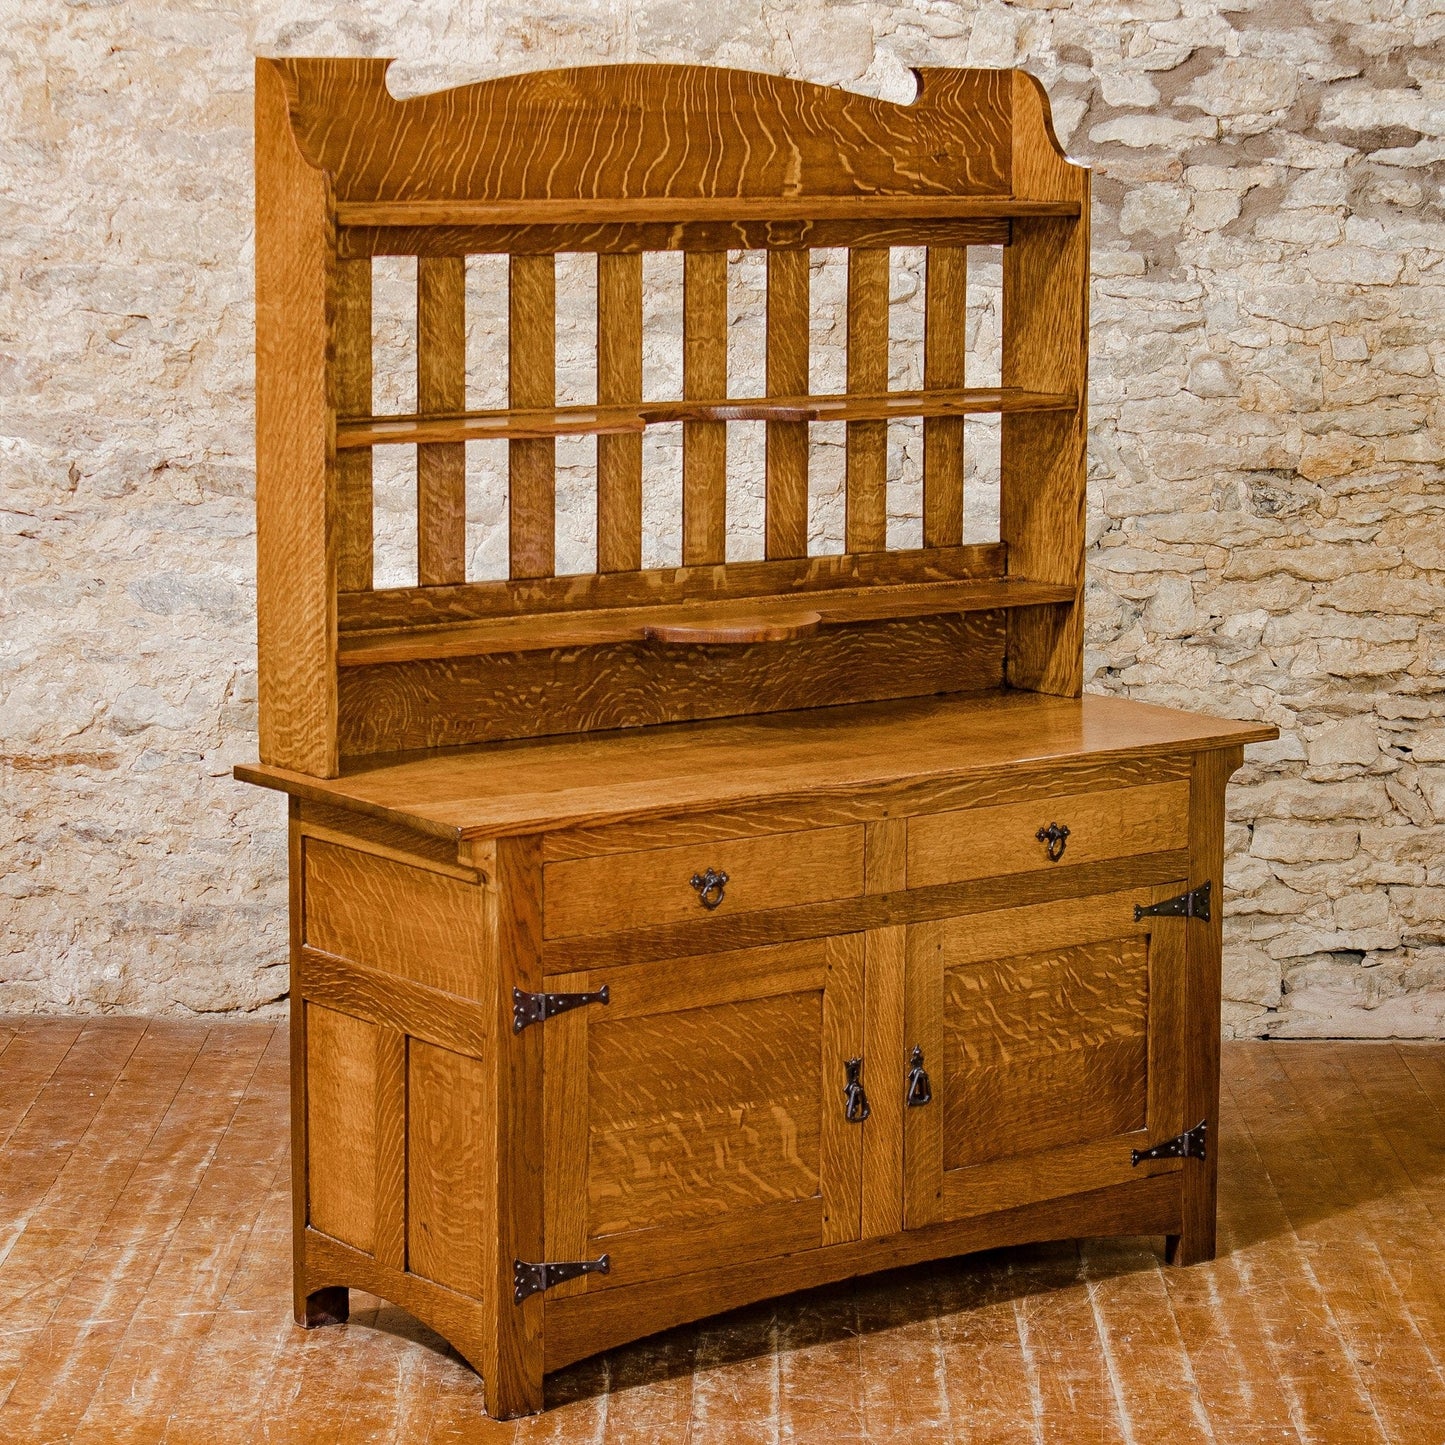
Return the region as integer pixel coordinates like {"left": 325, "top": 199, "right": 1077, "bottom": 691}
{"left": 254, "top": 59, "right": 337, "bottom": 778}
{"left": 846, "top": 248, "right": 890, "bottom": 553}
{"left": 1001, "top": 71, "right": 1090, "bottom": 696}
{"left": 508, "top": 254, "right": 556, "bottom": 580}
{"left": 244, "top": 58, "right": 1273, "bottom": 1422}
{"left": 416, "top": 256, "right": 468, "bottom": 586}
{"left": 596, "top": 253, "right": 643, "bottom": 572}
{"left": 765, "top": 250, "right": 810, "bottom": 559}
{"left": 682, "top": 251, "right": 728, "bottom": 566}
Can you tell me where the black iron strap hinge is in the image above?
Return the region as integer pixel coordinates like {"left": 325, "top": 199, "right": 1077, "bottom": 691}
{"left": 1134, "top": 881, "right": 1212, "bottom": 924}
{"left": 1131, "top": 1120, "right": 1207, "bottom": 1167}
{"left": 512, "top": 984, "right": 609, "bottom": 1034}
{"left": 513, "top": 1254, "right": 610, "bottom": 1304}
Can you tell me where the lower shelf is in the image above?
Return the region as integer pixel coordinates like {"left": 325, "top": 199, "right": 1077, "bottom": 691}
{"left": 337, "top": 576, "right": 1076, "bottom": 665}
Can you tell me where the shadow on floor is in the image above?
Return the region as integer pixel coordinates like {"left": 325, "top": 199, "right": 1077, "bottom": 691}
{"left": 357, "top": 1233, "right": 1171, "bottom": 1409}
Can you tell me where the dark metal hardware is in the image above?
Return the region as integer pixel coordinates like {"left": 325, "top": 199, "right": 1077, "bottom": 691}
{"left": 1131, "top": 1121, "right": 1207, "bottom": 1167}
{"left": 513, "top": 1254, "right": 610, "bottom": 1304}
{"left": 1134, "top": 881, "right": 1212, "bottom": 923}
{"left": 512, "top": 984, "right": 609, "bottom": 1034}
{"left": 690, "top": 867, "right": 729, "bottom": 910}
{"left": 1036, "top": 822, "right": 1070, "bottom": 862}
{"left": 906, "top": 1045, "right": 932, "bottom": 1107}
{"left": 843, "top": 1057, "right": 871, "bottom": 1123}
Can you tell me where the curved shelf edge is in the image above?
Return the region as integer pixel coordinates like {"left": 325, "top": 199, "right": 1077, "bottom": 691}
{"left": 642, "top": 611, "right": 823, "bottom": 645}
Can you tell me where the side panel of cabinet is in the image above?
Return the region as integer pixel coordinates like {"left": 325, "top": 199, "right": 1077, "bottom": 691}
{"left": 904, "top": 885, "right": 1187, "bottom": 1229}
{"left": 543, "top": 935, "right": 865, "bottom": 1299}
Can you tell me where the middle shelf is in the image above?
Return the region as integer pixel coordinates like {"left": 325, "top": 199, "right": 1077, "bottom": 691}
{"left": 337, "top": 387, "right": 1076, "bottom": 449}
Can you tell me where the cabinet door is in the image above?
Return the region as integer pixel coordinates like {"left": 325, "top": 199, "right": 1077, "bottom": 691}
{"left": 542, "top": 935, "right": 864, "bottom": 1298}
{"left": 903, "top": 884, "right": 1186, "bottom": 1229}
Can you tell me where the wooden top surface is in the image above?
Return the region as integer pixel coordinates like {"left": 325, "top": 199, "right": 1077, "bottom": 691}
{"left": 235, "top": 692, "right": 1276, "bottom": 842}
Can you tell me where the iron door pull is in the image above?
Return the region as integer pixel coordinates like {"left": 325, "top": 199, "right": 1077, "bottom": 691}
{"left": 1036, "top": 822, "right": 1070, "bottom": 862}
{"left": 690, "top": 867, "right": 728, "bottom": 909}
{"left": 843, "top": 1057, "right": 871, "bottom": 1123}
{"left": 906, "top": 1045, "right": 932, "bottom": 1107}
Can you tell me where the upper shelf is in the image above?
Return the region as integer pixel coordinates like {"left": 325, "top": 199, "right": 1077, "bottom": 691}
{"left": 336, "top": 196, "right": 1083, "bottom": 228}
{"left": 338, "top": 387, "right": 1077, "bottom": 449}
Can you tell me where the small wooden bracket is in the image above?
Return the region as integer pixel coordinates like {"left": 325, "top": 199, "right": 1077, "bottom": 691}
{"left": 643, "top": 611, "right": 822, "bottom": 645}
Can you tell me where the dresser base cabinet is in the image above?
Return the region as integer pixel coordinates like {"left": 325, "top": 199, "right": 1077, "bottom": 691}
{"left": 249, "top": 699, "right": 1271, "bottom": 1419}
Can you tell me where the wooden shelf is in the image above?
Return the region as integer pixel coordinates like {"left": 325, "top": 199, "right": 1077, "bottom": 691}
{"left": 338, "top": 388, "right": 1076, "bottom": 449}
{"left": 337, "top": 576, "right": 1076, "bottom": 667}
{"left": 336, "top": 196, "right": 1083, "bottom": 229}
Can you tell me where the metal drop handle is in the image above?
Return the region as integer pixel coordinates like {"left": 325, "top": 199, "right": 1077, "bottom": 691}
{"left": 690, "top": 867, "right": 728, "bottom": 910}
{"left": 843, "top": 1057, "right": 870, "bottom": 1123}
{"left": 906, "top": 1045, "right": 932, "bottom": 1107}
{"left": 1036, "top": 822, "right": 1070, "bottom": 862}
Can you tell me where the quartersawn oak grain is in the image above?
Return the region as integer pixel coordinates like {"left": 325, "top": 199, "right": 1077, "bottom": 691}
{"left": 241, "top": 59, "right": 1278, "bottom": 1423}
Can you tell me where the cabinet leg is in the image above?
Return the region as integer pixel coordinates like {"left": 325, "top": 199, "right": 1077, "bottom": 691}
{"left": 485, "top": 1362, "right": 545, "bottom": 1422}
{"left": 298, "top": 1285, "right": 350, "bottom": 1327}
{"left": 1165, "top": 1216, "right": 1217, "bottom": 1267}
{"left": 477, "top": 1294, "right": 544, "bottom": 1420}
{"left": 1166, "top": 1152, "right": 1218, "bottom": 1266}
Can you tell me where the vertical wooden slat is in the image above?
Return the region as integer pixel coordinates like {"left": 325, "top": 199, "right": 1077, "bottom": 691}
{"left": 1001, "top": 71, "right": 1090, "bottom": 696}
{"left": 287, "top": 804, "right": 324, "bottom": 1323}
{"left": 542, "top": 969, "right": 592, "bottom": 1298}
{"left": 333, "top": 259, "right": 373, "bottom": 591}
{"left": 1144, "top": 892, "right": 1187, "bottom": 1146}
{"left": 416, "top": 256, "right": 467, "bottom": 586}
{"left": 596, "top": 253, "right": 643, "bottom": 572}
{"left": 902, "top": 918, "right": 944, "bottom": 1231}
{"left": 820, "top": 933, "right": 865, "bottom": 1247}
{"left": 682, "top": 250, "right": 728, "bottom": 565}
{"left": 1169, "top": 744, "right": 1240, "bottom": 1267}
{"left": 861, "top": 818, "right": 907, "bottom": 1241}
{"left": 373, "top": 1025, "right": 407, "bottom": 1270}
{"left": 923, "top": 246, "right": 966, "bottom": 549}
{"left": 471, "top": 834, "right": 546, "bottom": 1418}
{"left": 845, "top": 247, "right": 890, "bottom": 553}
{"left": 509, "top": 254, "right": 555, "bottom": 580}
{"left": 765, "top": 250, "right": 809, "bottom": 559}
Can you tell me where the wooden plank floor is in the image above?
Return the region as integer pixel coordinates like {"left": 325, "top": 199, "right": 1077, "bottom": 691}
{"left": 2, "top": 1024, "right": 1443, "bottom": 1443}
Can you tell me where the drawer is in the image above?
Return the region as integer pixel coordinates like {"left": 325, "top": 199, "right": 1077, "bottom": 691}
{"left": 543, "top": 826, "right": 865, "bottom": 940}
{"left": 906, "top": 780, "right": 1189, "bottom": 889}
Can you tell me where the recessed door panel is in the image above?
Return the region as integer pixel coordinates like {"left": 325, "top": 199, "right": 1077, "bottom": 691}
{"left": 905, "top": 885, "right": 1186, "bottom": 1229}
{"left": 543, "top": 935, "right": 865, "bottom": 1297}
{"left": 941, "top": 936, "right": 1149, "bottom": 1171}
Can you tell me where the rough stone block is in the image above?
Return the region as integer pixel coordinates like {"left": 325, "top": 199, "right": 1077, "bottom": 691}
{"left": 1250, "top": 821, "right": 1360, "bottom": 863}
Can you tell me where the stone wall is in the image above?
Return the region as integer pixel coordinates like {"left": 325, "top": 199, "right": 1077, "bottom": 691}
{"left": 2, "top": 0, "right": 1441, "bottom": 1034}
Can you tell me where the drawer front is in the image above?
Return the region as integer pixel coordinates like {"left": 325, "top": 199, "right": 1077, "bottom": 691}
{"left": 543, "top": 825, "right": 865, "bottom": 940}
{"left": 906, "top": 780, "right": 1189, "bottom": 890}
